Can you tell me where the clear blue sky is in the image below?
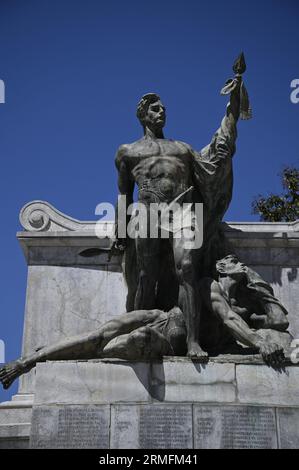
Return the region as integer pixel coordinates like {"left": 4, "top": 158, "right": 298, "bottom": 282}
{"left": 0, "top": 0, "right": 298, "bottom": 402}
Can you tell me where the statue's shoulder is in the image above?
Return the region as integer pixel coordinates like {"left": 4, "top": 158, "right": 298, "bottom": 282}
{"left": 115, "top": 138, "right": 145, "bottom": 168}
{"left": 170, "top": 139, "right": 194, "bottom": 153}
{"left": 115, "top": 143, "right": 131, "bottom": 169}
{"left": 198, "top": 277, "right": 220, "bottom": 292}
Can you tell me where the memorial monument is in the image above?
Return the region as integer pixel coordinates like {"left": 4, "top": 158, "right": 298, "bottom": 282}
{"left": 0, "top": 53, "right": 298, "bottom": 449}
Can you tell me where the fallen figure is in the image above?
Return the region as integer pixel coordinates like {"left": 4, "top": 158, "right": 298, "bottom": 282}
{"left": 0, "top": 254, "right": 291, "bottom": 390}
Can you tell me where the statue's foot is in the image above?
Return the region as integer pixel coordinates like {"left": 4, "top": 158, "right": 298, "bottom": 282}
{"left": 258, "top": 341, "right": 285, "bottom": 367}
{"left": 187, "top": 343, "right": 209, "bottom": 362}
{"left": 0, "top": 360, "right": 25, "bottom": 390}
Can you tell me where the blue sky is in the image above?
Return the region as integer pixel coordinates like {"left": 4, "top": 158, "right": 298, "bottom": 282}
{"left": 0, "top": 0, "right": 298, "bottom": 402}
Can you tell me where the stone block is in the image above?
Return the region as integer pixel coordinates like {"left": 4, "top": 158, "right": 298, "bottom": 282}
{"left": 277, "top": 407, "right": 299, "bottom": 449}
{"left": 30, "top": 405, "right": 109, "bottom": 448}
{"left": 151, "top": 359, "right": 236, "bottom": 402}
{"left": 19, "top": 264, "right": 127, "bottom": 394}
{"left": 34, "top": 360, "right": 151, "bottom": 404}
{"left": 111, "top": 404, "right": 193, "bottom": 449}
{"left": 236, "top": 365, "right": 299, "bottom": 406}
{"left": 193, "top": 405, "right": 277, "bottom": 449}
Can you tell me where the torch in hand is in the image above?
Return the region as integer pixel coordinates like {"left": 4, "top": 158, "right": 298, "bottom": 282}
{"left": 220, "top": 52, "right": 252, "bottom": 120}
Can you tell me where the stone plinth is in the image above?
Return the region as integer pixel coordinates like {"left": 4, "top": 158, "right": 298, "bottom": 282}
{"left": 29, "top": 359, "right": 299, "bottom": 449}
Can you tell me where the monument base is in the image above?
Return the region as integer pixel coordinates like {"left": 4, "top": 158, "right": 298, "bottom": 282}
{"left": 12, "top": 357, "right": 299, "bottom": 449}
{"left": 0, "top": 394, "right": 33, "bottom": 449}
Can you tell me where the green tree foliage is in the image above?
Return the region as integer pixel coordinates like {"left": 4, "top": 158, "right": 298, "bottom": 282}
{"left": 252, "top": 167, "right": 299, "bottom": 222}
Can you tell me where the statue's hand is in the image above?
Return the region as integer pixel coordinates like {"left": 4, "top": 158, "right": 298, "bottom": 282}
{"left": 108, "top": 239, "right": 126, "bottom": 261}
{"left": 220, "top": 75, "right": 242, "bottom": 96}
{"left": 256, "top": 339, "right": 285, "bottom": 367}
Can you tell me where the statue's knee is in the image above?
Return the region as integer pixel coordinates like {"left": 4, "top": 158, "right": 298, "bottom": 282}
{"left": 266, "top": 305, "right": 289, "bottom": 331}
{"left": 176, "top": 258, "right": 193, "bottom": 282}
{"left": 268, "top": 316, "right": 289, "bottom": 331}
{"left": 167, "top": 327, "right": 187, "bottom": 356}
{"left": 181, "top": 258, "right": 193, "bottom": 274}
{"left": 139, "top": 270, "right": 147, "bottom": 281}
{"left": 138, "top": 269, "right": 157, "bottom": 287}
{"left": 147, "top": 309, "right": 162, "bottom": 322}
{"left": 132, "top": 326, "right": 151, "bottom": 340}
{"left": 128, "top": 329, "right": 145, "bottom": 349}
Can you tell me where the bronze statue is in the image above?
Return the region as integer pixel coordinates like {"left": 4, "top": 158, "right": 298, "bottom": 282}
{"left": 113, "top": 53, "right": 256, "bottom": 359}
{"left": 0, "top": 54, "right": 292, "bottom": 392}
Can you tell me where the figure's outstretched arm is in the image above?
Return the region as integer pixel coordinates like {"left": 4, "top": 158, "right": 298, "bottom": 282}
{"left": 190, "top": 54, "right": 251, "bottom": 218}
{"left": 196, "top": 76, "right": 242, "bottom": 164}
{"left": 194, "top": 53, "right": 251, "bottom": 161}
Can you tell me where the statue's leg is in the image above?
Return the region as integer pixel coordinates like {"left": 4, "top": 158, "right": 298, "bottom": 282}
{"left": 239, "top": 266, "right": 289, "bottom": 331}
{"left": 0, "top": 309, "right": 164, "bottom": 389}
{"left": 100, "top": 326, "right": 173, "bottom": 360}
{"left": 249, "top": 302, "right": 289, "bottom": 331}
{"left": 124, "top": 238, "right": 138, "bottom": 312}
{"left": 156, "top": 240, "right": 179, "bottom": 311}
{"left": 172, "top": 233, "right": 208, "bottom": 361}
{"left": 134, "top": 236, "right": 161, "bottom": 310}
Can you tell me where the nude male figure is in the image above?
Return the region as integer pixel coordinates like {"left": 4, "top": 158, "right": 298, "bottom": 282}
{"left": 113, "top": 72, "right": 244, "bottom": 360}
{"left": 0, "top": 307, "right": 186, "bottom": 390}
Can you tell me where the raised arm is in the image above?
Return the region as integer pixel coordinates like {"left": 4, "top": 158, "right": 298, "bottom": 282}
{"left": 198, "top": 74, "right": 244, "bottom": 165}
{"left": 191, "top": 54, "right": 251, "bottom": 218}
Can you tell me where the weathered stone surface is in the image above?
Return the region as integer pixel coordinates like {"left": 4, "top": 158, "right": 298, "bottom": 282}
{"left": 0, "top": 438, "right": 29, "bottom": 449}
{"left": 2, "top": 358, "right": 299, "bottom": 448}
{"left": 34, "top": 361, "right": 151, "bottom": 404}
{"left": 236, "top": 365, "right": 299, "bottom": 406}
{"left": 0, "top": 400, "right": 33, "bottom": 448}
{"left": 0, "top": 405, "right": 32, "bottom": 425}
{"left": 30, "top": 405, "right": 109, "bottom": 448}
{"left": 106, "top": 267, "right": 127, "bottom": 322}
{"left": 19, "top": 264, "right": 127, "bottom": 394}
{"left": 28, "top": 360, "right": 299, "bottom": 409}
{"left": 139, "top": 405, "right": 193, "bottom": 449}
{"left": 111, "top": 404, "right": 192, "bottom": 449}
{"left": 151, "top": 360, "right": 236, "bottom": 402}
{"left": 277, "top": 408, "right": 299, "bottom": 449}
{"left": 0, "top": 423, "right": 31, "bottom": 439}
{"left": 110, "top": 405, "right": 140, "bottom": 449}
{"left": 194, "top": 405, "right": 277, "bottom": 449}
{"left": 249, "top": 265, "right": 299, "bottom": 338}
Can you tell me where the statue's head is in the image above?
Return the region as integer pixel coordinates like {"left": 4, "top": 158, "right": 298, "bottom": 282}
{"left": 216, "top": 254, "right": 248, "bottom": 278}
{"left": 137, "top": 93, "right": 166, "bottom": 134}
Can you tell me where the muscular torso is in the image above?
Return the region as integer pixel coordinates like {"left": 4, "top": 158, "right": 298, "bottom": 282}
{"left": 117, "top": 137, "right": 195, "bottom": 203}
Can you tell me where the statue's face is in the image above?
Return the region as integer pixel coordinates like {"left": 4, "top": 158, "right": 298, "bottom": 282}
{"left": 144, "top": 100, "right": 166, "bottom": 131}
{"left": 216, "top": 255, "right": 247, "bottom": 277}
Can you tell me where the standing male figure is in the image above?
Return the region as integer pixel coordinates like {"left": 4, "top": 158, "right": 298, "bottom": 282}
{"left": 113, "top": 55, "right": 251, "bottom": 359}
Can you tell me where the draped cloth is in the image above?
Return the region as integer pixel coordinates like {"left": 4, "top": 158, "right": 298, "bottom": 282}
{"left": 220, "top": 78, "right": 252, "bottom": 120}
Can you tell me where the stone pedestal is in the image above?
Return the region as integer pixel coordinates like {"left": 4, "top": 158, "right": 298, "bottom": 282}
{"left": 29, "top": 358, "right": 299, "bottom": 449}
{"left": 1, "top": 201, "right": 298, "bottom": 448}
